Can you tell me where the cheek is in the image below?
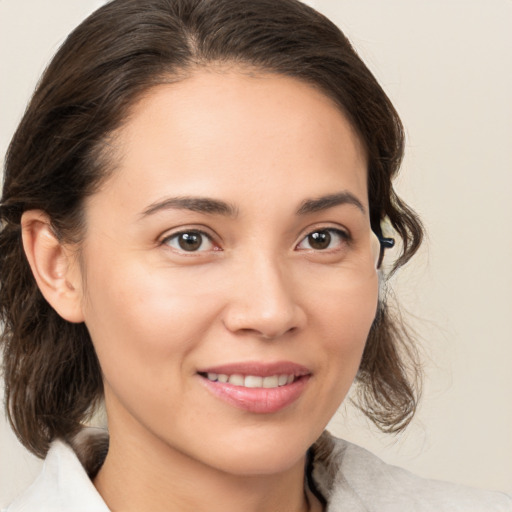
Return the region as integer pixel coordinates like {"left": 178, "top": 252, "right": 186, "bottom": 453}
{"left": 313, "top": 270, "right": 379, "bottom": 339}
{"left": 312, "top": 273, "right": 379, "bottom": 381}
{"left": 80, "top": 264, "right": 227, "bottom": 433}
{"left": 289, "top": 272, "right": 379, "bottom": 433}
{"left": 80, "top": 260, "right": 221, "bottom": 385}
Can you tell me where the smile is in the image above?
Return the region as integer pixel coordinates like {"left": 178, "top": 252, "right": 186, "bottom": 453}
{"left": 197, "top": 362, "right": 311, "bottom": 414}
{"left": 203, "top": 373, "right": 295, "bottom": 388}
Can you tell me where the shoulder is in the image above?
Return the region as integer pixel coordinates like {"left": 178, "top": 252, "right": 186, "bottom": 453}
{"left": 3, "top": 431, "right": 109, "bottom": 512}
{"left": 310, "top": 431, "right": 512, "bottom": 512}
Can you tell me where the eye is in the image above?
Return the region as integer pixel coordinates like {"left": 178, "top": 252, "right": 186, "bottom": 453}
{"left": 296, "top": 228, "right": 349, "bottom": 251}
{"left": 163, "top": 230, "right": 216, "bottom": 253}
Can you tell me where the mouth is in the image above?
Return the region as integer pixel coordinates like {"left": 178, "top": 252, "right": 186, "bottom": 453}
{"left": 197, "top": 362, "right": 311, "bottom": 414}
{"left": 199, "top": 372, "right": 297, "bottom": 389}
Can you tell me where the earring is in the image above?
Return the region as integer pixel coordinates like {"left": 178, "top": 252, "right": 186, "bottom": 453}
{"left": 377, "top": 236, "right": 395, "bottom": 268}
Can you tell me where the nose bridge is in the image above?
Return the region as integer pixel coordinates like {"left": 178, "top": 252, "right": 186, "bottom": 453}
{"left": 223, "top": 246, "right": 304, "bottom": 338}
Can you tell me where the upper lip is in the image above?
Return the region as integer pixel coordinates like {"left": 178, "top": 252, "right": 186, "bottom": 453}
{"left": 197, "top": 361, "right": 311, "bottom": 378}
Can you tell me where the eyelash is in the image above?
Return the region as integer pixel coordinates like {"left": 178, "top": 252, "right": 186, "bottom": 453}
{"left": 161, "top": 227, "right": 350, "bottom": 254}
{"left": 162, "top": 229, "right": 219, "bottom": 253}
{"left": 295, "top": 228, "right": 350, "bottom": 252}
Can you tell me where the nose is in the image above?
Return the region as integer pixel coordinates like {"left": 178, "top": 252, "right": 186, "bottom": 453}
{"left": 222, "top": 254, "right": 306, "bottom": 340}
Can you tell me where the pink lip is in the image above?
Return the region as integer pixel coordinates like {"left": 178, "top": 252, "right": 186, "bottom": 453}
{"left": 197, "top": 361, "right": 311, "bottom": 414}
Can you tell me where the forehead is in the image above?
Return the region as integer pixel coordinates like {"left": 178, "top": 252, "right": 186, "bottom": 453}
{"left": 96, "top": 69, "right": 368, "bottom": 215}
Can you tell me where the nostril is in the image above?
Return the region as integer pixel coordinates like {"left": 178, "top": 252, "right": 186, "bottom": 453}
{"left": 260, "top": 325, "right": 298, "bottom": 340}
{"left": 232, "top": 324, "right": 298, "bottom": 341}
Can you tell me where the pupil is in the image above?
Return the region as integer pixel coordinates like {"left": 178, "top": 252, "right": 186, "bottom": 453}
{"left": 309, "top": 231, "right": 331, "bottom": 250}
{"left": 178, "top": 233, "right": 202, "bottom": 251}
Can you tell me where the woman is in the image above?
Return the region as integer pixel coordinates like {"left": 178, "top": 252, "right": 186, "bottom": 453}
{"left": 0, "top": 0, "right": 510, "bottom": 510}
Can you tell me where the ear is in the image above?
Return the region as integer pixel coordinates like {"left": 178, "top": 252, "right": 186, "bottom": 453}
{"left": 21, "top": 210, "right": 85, "bottom": 323}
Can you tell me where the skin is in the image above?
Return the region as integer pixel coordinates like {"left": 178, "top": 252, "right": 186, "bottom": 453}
{"left": 23, "top": 69, "right": 379, "bottom": 512}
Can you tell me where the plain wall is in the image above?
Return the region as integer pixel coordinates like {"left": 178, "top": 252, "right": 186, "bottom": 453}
{"left": 1, "top": 0, "right": 511, "bottom": 505}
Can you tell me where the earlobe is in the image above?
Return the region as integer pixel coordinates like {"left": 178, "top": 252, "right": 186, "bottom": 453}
{"left": 21, "top": 210, "right": 85, "bottom": 323}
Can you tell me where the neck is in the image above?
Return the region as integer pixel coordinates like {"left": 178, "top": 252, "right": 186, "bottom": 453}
{"left": 93, "top": 417, "right": 320, "bottom": 512}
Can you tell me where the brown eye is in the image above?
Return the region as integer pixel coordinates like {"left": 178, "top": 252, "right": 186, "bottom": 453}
{"left": 178, "top": 233, "right": 202, "bottom": 251}
{"left": 296, "top": 228, "right": 349, "bottom": 251}
{"left": 308, "top": 231, "right": 331, "bottom": 250}
{"left": 164, "top": 231, "right": 214, "bottom": 252}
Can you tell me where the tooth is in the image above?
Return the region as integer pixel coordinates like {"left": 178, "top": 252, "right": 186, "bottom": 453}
{"left": 210, "top": 373, "right": 296, "bottom": 388}
{"left": 228, "top": 374, "right": 244, "bottom": 386}
{"left": 263, "top": 376, "right": 279, "bottom": 388}
{"left": 278, "top": 374, "right": 288, "bottom": 386}
{"left": 245, "top": 375, "right": 263, "bottom": 388}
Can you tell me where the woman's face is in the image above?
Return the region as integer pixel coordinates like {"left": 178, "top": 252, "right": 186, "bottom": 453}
{"left": 78, "top": 70, "right": 379, "bottom": 475}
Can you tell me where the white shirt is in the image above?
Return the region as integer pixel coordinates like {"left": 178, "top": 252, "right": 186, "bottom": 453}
{"left": 3, "top": 432, "right": 512, "bottom": 511}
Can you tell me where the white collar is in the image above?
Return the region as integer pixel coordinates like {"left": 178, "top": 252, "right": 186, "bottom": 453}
{"left": 5, "top": 439, "right": 109, "bottom": 512}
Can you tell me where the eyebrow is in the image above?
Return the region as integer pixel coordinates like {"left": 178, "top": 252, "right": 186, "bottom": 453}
{"left": 141, "top": 196, "right": 239, "bottom": 218}
{"left": 296, "top": 191, "right": 366, "bottom": 215}
{"left": 141, "top": 190, "right": 365, "bottom": 219}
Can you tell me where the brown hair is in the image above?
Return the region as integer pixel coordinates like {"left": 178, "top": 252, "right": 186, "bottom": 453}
{"left": 0, "top": 0, "right": 423, "bottom": 458}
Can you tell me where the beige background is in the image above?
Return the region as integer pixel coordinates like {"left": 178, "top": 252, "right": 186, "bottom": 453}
{"left": 1, "top": 0, "right": 511, "bottom": 505}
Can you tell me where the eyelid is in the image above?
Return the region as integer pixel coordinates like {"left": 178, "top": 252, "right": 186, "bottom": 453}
{"left": 160, "top": 226, "right": 222, "bottom": 253}
{"left": 295, "top": 225, "right": 351, "bottom": 251}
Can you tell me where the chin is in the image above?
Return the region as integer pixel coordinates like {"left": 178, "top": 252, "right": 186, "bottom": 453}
{"left": 193, "top": 425, "right": 321, "bottom": 477}
{"left": 215, "top": 448, "right": 308, "bottom": 477}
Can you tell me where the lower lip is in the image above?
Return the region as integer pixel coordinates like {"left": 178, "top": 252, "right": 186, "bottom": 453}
{"left": 199, "top": 375, "right": 310, "bottom": 414}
